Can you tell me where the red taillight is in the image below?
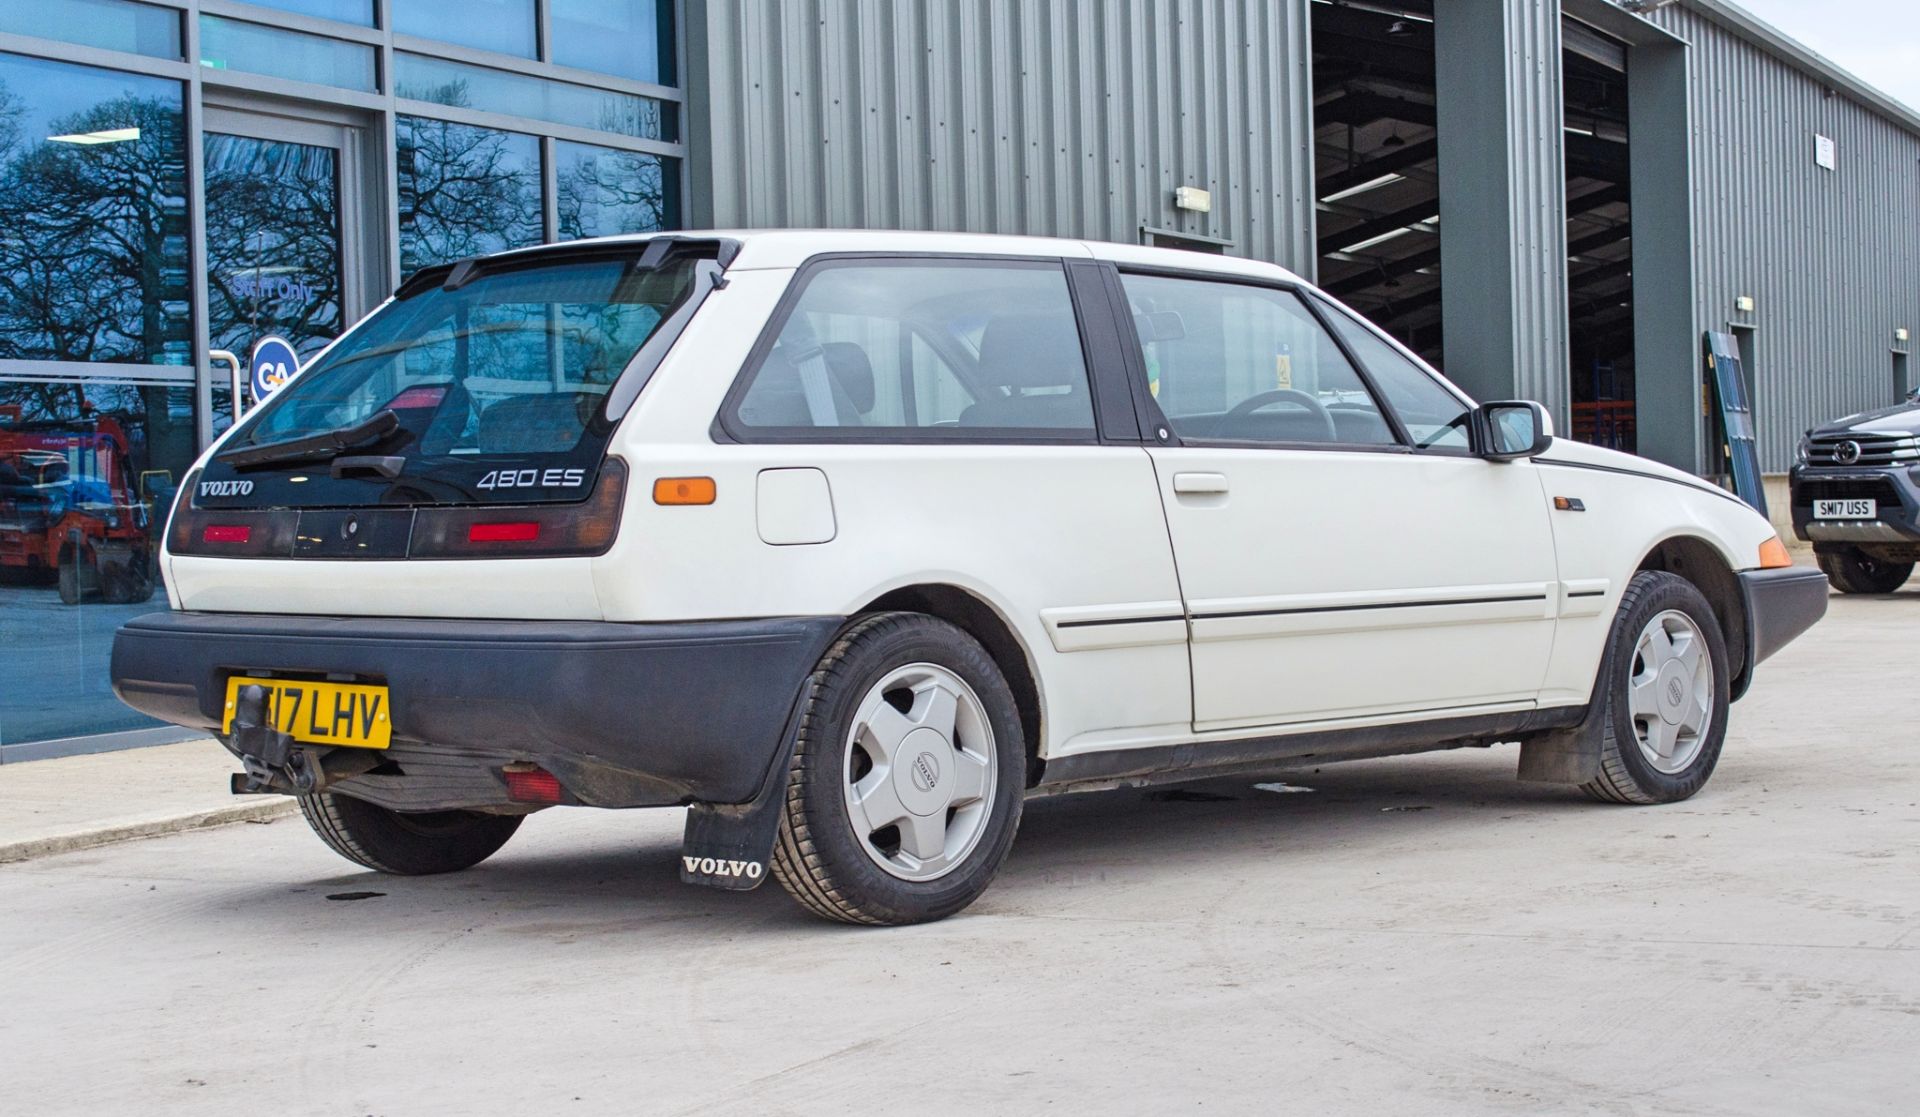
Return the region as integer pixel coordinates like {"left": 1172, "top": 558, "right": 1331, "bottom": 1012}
{"left": 467, "top": 521, "right": 540, "bottom": 544}
{"left": 408, "top": 458, "right": 627, "bottom": 559}
{"left": 502, "top": 765, "right": 562, "bottom": 803}
{"left": 202, "top": 524, "right": 252, "bottom": 544}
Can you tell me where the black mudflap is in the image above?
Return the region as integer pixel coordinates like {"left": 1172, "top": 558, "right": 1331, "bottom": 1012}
{"left": 677, "top": 694, "right": 806, "bottom": 891}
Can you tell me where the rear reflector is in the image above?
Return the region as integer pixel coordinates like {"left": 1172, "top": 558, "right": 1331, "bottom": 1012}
{"left": 653, "top": 476, "right": 716, "bottom": 505}
{"left": 202, "top": 524, "right": 252, "bottom": 544}
{"left": 502, "top": 765, "right": 563, "bottom": 804}
{"left": 467, "top": 521, "right": 540, "bottom": 543}
{"left": 382, "top": 384, "right": 449, "bottom": 410}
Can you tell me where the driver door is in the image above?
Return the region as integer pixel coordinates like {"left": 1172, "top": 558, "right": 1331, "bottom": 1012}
{"left": 1119, "top": 269, "right": 1559, "bottom": 733}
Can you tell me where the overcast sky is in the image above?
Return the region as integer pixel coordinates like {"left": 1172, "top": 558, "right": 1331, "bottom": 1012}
{"left": 1733, "top": 0, "right": 1920, "bottom": 113}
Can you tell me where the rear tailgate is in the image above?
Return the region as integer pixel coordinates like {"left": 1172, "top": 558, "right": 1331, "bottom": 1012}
{"left": 166, "top": 552, "right": 603, "bottom": 619}
{"left": 162, "top": 238, "right": 733, "bottom": 620}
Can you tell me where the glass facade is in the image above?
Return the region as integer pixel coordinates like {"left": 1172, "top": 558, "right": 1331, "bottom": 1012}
{"left": 198, "top": 16, "right": 378, "bottom": 92}
{"left": 243, "top": 0, "right": 374, "bottom": 25}
{"left": 204, "top": 134, "right": 347, "bottom": 362}
{"left": 396, "top": 53, "right": 675, "bottom": 142}
{"left": 551, "top": 0, "right": 674, "bottom": 86}
{"left": 392, "top": 0, "right": 535, "bottom": 59}
{"left": 397, "top": 117, "right": 543, "bottom": 272}
{"left": 0, "top": 0, "right": 184, "bottom": 60}
{"left": 0, "top": 2, "right": 683, "bottom": 753}
{"left": 556, "top": 141, "right": 678, "bottom": 239}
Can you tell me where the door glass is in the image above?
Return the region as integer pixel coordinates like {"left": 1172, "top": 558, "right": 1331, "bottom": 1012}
{"left": 204, "top": 131, "right": 346, "bottom": 431}
{"left": 1119, "top": 274, "right": 1397, "bottom": 447}
{"left": 1317, "top": 299, "right": 1475, "bottom": 454}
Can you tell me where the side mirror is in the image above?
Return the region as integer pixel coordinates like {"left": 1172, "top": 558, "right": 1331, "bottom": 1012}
{"left": 1474, "top": 400, "right": 1553, "bottom": 461}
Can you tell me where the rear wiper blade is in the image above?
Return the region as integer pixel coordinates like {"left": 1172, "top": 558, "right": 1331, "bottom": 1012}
{"left": 217, "top": 409, "right": 402, "bottom": 470}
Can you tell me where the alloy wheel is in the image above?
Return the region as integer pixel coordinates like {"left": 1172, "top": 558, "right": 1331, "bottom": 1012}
{"left": 1627, "top": 609, "right": 1714, "bottom": 774}
{"left": 841, "top": 663, "right": 997, "bottom": 882}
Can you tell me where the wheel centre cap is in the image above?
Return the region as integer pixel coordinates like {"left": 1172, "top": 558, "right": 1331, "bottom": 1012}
{"left": 1654, "top": 661, "right": 1690, "bottom": 725}
{"left": 893, "top": 727, "right": 954, "bottom": 816}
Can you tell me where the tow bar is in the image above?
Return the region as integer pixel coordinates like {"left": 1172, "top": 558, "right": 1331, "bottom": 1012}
{"left": 227, "top": 684, "right": 328, "bottom": 795}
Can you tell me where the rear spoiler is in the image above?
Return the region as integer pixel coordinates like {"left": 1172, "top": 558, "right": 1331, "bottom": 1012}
{"left": 393, "top": 236, "right": 745, "bottom": 301}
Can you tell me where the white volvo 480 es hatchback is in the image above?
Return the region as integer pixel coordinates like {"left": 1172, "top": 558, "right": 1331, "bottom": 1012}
{"left": 113, "top": 231, "right": 1826, "bottom": 924}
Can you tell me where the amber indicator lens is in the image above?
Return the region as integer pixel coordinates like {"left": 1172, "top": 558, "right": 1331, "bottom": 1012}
{"left": 1758, "top": 536, "right": 1793, "bottom": 569}
{"left": 653, "top": 476, "right": 717, "bottom": 505}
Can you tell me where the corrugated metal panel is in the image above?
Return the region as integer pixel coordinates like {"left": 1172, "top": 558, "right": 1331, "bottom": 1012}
{"left": 1433, "top": 0, "right": 1572, "bottom": 418}
{"left": 1648, "top": 4, "right": 1920, "bottom": 473}
{"left": 687, "top": 0, "right": 1317, "bottom": 272}
{"left": 1507, "top": 0, "right": 1573, "bottom": 414}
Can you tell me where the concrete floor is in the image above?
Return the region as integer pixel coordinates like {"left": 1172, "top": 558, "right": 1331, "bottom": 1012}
{"left": 1, "top": 587, "right": 1915, "bottom": 1116}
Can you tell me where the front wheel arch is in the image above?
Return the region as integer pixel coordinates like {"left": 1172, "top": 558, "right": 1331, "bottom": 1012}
{"left": 1635, "top": 535, "right": 1750, "bottom": 699}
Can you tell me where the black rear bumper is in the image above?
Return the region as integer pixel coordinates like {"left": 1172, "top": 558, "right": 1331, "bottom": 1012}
{"left": 111, "top": 611, "right": 843, "bottom": 807}
{"left": 1738, "top": 566, "right": 1829, "bottom": 674}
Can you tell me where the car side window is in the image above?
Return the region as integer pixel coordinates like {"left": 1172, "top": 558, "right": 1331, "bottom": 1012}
{"left": 1316, "top": 301, "right": 1475, "bottom": 455}
{"left": 1118, "top": 273, "right": 1398, "bottom": 447}
{"left": 730, "top": 261, "right": 1097, "bottom": 437}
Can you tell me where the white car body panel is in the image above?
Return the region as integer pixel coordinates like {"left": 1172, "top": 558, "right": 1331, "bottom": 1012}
{"left": 160, "top": 229, "right": 1786, "bottom": 769}
{"left": 1146, "top": 445, "right": 1560, "bottom": 730}
{"left": 1530, "top": 439, "right": 1776, "bottom": 704}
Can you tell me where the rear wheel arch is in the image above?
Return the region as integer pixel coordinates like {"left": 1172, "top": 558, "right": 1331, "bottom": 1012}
{"left": 854, "top": 583, "right": 1046, "bottom": 787}
{"left": 1635, "top": 535, "right": 1749, "bottom": 696}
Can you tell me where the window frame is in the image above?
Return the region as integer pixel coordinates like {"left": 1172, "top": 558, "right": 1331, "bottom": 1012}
{"left": 1101, "top": 262, "right": 1416, "bottom": 455}
{"left": 1304, "top": 291, "right": 1483, "bottom": 458}
{"left": 713, "top": 253, "right": 1143, "bottom": 446}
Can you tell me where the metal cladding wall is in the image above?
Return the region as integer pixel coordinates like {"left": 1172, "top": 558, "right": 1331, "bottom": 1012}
{"left": 1434, "top": 0, "right": 1572, "bottom": 419}
{"left": 682, "top": 0, "right": 1317, "bottom": 272}
{"left": 1647, "top": 3, "right": 1920, "bottom": 473}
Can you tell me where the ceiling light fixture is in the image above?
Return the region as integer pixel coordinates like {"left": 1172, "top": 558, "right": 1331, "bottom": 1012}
{"left": 47, "top": 127, "right": 141, "bottom": 146}
{"left": 1342, "top": 226, "right": 1417, "bottom": 254}
{"left": 1322, "top": 173, "right": 1406, "bottom": 204}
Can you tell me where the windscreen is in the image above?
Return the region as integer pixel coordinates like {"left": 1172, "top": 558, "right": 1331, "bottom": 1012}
{"left": 196, "top": 246, "right": 703, "bottom": 508}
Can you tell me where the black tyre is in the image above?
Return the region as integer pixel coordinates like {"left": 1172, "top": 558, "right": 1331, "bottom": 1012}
{"left": 1816, "top": 547, "right": 1911, "bottom": 594}
{"left": 100, "top": 552, "right": 154, "bottom": 605}
{"left": 771, "top": 613, "right": 1026, "bottom": 926}
{"left": 57, "top": 548, "right": 92, "bottom": 605}
{"left": 299, "top": 791, "right": 522, "bottom": 875}
{"left": 1580, "top": 571, "right": 1731, "bottom": 805}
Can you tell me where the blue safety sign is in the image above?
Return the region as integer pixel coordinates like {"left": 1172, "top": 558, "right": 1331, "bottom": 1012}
{"left": 250, "top": 336, "right": 299, "bottom": 402}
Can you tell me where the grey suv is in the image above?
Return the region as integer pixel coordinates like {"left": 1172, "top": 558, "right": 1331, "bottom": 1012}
{"left": 1790, "top": 402, "right": 1920, "bottom": 593}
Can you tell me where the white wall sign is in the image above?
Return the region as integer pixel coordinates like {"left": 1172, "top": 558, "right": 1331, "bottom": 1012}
{"left": 1815, "top": 133, "right": 1837, "bottom": 171}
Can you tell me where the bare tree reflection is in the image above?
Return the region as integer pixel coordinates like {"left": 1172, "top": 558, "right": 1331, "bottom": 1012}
{"left": 556, "top": 144, "right": 671, "bottom": 240}
{"left": 0, "top": 88, "right": 190, "bottom": 367}
{"left": 396, "top": 88, "right": 543, "bottom": 275}
{"left": 204, "top": 134, "right": 344, "bottom": 360}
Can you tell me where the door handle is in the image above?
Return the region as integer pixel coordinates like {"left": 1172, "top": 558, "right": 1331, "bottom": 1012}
{"left": 1172, "top": 472, "right": 1230, "bottom": 495}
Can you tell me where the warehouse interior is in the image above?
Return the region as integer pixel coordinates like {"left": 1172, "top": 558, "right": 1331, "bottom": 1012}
{"left": 1311, "top": 1, "right": 1444, "bottom": 368}
{"left": 1312, "top": 0, "right": 1640, "bottom": 453}
{"left": 1562, "top": 19, "right": 1638, "bottom": 453}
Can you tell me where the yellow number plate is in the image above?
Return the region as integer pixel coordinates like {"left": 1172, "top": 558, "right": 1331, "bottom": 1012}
{"left": 222, "top": 677, "right": 392, "bottom": 749}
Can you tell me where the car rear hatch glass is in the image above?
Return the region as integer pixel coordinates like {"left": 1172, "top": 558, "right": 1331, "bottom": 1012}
{"left": 191, "top": 239, "right": 726, "bottom": 514}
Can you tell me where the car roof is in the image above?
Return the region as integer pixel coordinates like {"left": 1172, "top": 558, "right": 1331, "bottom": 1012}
{"left": 497, "top": 228, "right": 1309, "bottom": 285}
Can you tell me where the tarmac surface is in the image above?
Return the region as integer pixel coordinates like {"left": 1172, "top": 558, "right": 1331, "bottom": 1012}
{"left": 1, "top": 584, "right": 1915, "bottom": 1115}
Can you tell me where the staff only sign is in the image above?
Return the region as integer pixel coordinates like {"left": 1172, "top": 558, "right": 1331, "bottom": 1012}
{"left": 249, "top": 336, "right": 299, "bottom": 403}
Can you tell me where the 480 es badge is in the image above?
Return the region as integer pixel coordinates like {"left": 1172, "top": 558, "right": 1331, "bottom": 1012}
{"left": 476, "top": 468, "right": 587, "bottom": 491}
